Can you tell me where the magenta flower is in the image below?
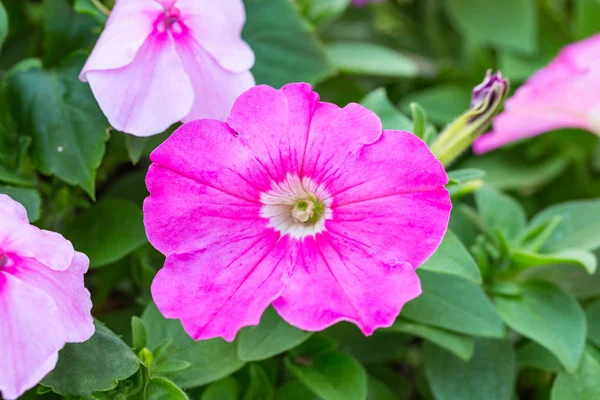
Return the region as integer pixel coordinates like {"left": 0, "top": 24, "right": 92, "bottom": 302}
{"left": 474, "top": 34, "right": 600, "bottom": 153}
{"left": 80, "top": 0, "right": 255, "bottom": 137}
{"left": 144, "top": 83, "right": 451, "bottom": 341}
{"left": 0, "top": 195, "right": 93, "bottom": 400}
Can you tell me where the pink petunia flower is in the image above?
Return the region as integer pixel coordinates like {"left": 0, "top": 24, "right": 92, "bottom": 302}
{"left": 80, "top": 0, "right": 255, "bottom": 137}
{"left": 0, "top": 195, "right": 94, "bottom": 400}
{"left": 144, "top": 83, "right": 451, "bottom": 341}
{"left": 474, "top": 33, "right": 600, "bottom": 153}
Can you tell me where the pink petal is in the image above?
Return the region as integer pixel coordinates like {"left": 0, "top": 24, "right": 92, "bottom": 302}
{"left": 85, "top": 34, "right": 194, "bottom": 136}
{"left": 272, "top": 235, "right": 421, "bottom": 335}
{"left": 0, "top": 194, "right": 28, "bottom": 222}
{"left": 0, "top": 272, "right": 64, "bottom": 400}
{"left": 175, "top": 34, "right": 255, "bottom": 122}
{"left": 144, "top": 119, "right": 272, "bottom": 255}
{"left": 80, "top": 0, "right": 161, "bottom": 79}
{"left": 151, "top": 231, "right": 294, "bottom": 341}
{"left": 6, "top": 254, "right": 93, "bottom": 343}
{"left": 175, "top": 0, "right": 255, "bottom": 73}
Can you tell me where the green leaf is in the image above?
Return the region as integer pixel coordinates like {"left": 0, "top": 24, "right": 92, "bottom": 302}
{"left": 387, "top": 320, "right": 475, "bottom": 361}
{"left": 424, "top": 339, "right": 516, "bottom": 400}
{"left": 201, "top": 377, "right": 240, "bottom": 400}
{"left": 42, "top": 320, "right": 140, "bottom": 396}
{"left": 146, "top": 377, "right": 189, "bottom": 400}
{"left": 494, "top": 281, "right": 586, "bottom": 373}
{"left": 410, "top": 103, "right": 427, "bottom": 140}
{"left": 517, "top": 341, "right": 563, "bottom": 373}
{"left": 0, "top": 164, "right": 34, "bottom": 187}
{"left": 142, "top": 303, "right": 246, "bottom": 389}
{"left": 74, "top": 0, "right": 108, "bottom": 24}
{"left": 275, "top": 381, "right": 320, "bottom": 400}
{"left": 244, "top": 364, "right": 274, "bottom": 400}
{"left": 238, "top": 307, "right": 312, "bottom": 361}
{"left": 243, "top": 0, "right": 333, "bottom": 88}
{"left": 153, "top": 360, "right": 192, "bottom": 375}
{"left": 126, "top": 134, "right": 149, "bottom": 165}
{"left": 298, "top": 0, "right": 350, "bottom": 25}
{"left": 359, "top": 88, "right": 413, "bottom": 131}
{"left": 447, "top": 168, "right": 486, "bottom": 184}
{"left": 402, "top": 270, "right": 505, "bottom": 338}
{"left": 586, "top": 299, "right": 600, "bottom": 348}
{"left": 444, "top": 0, "right": 537, "bottom": 54}
{"left": 42, "top": 0, "right": 97, "bottom": 67}
{"left": 6, "top": 58, "right": 109, "bottom": 197}
{"left": 459, "top": 152, "right": 569, "bottom": 191}
{"left": 526, "top": 199, "right": 600, "bottom": 252}
{"left": 475, "top": 185, "right": 527, "bottom": 244}
{"left": 0, "top": 0, "right": 7, "bottom": 53}
{"left": 399, "top": 85, "right": 471, "bottom": 125}
{"left": 0, "top": 185, "right": 41, "bottom": 222}
{"left": 131, "top": 316, "right": 148, "bottom": 352}
{"left": 327, "top": 42, "right": 419, "bottom": 77}
{"left": 511, "top": 249, "right": 597, "bottom": 274}
{"left": 64, "top": 199, "right": 146, "bottom": 268}
{"left": 551, "top": 347, "right": 600, "bottom": 400}
{"left": 575, "top": 0, "right": 600, "bottom": 40}
{"left": 367, "top": 376, "right": 396, "bottom": 400}
{"left": 286, "top": 351, "right": 367, "bottom": 400}
{"left": 420, "top": 229, "right": 482, "bottom": 283}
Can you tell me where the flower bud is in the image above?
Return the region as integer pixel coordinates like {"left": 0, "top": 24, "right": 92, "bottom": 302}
{"left": 431, "top": 70, "right": 509, "bottom": 166}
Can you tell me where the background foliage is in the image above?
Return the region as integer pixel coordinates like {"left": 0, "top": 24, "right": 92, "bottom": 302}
{"left": 1, "top": 0, "right": 600, "bottom": 399}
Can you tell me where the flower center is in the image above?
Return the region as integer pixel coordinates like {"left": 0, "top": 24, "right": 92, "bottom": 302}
{"left": 163, "top": 6, "right": 181, "bottom": 27}
{"left": 155, "top": 5, "right": 186, "bottom": 36}
{"left": 260, "top": 175, "right": 332, "bottom": 239}
{"left": 0, "top": 252, "right": 7, "bottom": 268}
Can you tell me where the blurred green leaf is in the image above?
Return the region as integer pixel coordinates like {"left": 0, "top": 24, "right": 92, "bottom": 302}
{"left": 476, "top": 185, "right": 527, "bottom": 245}
{"left": 64, "top": 199, "right": 146, "bottom": 268}
{"left": 201, "top": 377, "right": 240, "bottom": 400}
{"left": 402, "top": 270, "right": 505, "bottom": 338}
{"left": 42, "top": 320, "right": 140, "bottom": 396}
{"left": 420, "top": 229, "right": 482, "bottom": 283}
{"left": 146, "top": 377, "right": 189, "bottom": 400}
{"left": 125, "top": 135, "right": 149, "bottom": 165}
{"left": 400, "top": 85, "right": 471, "bottom": 125}
{"left": 298, "top": 0, "right": 350, "bottom": 25}
{"left": 511, "top": 249, "right": 597, "bottom": 274}
{"left": 586, "top": 299, "right": 600, "bottom": 348}
{"left": 238, "top": 307, "right": 312, "bottom": 362}
{"left": 74, "top": 0, "right": 108, "bottom": 24}
{"left": 0, "top": 185, "right": 41, "bottom": 222}
{"left": 360, "top": 88, "right": 413, "bottom": 131}
{"left": 424, "top": 339, "right": 516, "bottom": 400}
{"left": 327, "top": 41, "right": 420, "bottom": 77}
{"left": 444, "top": 0, "right": 537, "bottom": 53}
{"left": 0, "top": 0, "right": 7, "bottom": 53}
{"left": 6, "top": 58, "right": 109, "bottom": 197}
{"left": 131, "top": 316, "right": 148, "bottom": 352}
{"left": 494, "top": 281, "right": 586, "bottom": 373}
{"left": 243, "top": 0, "right": 333, "bottom": 88}
{"left": 275, "top": 381, "right": 320, "bottom": 400}
{"left": 517, "top": 341, "right": 563, "bottom": 373}
{"left": 142, "top": 303, "right": 246, "bottom": 389}
{"left": 286, "top": 351, "right": 367, "bottom": 400}
{"left": 387, "top": 320, "right": 474, "bottom": 361}
{"left": 526, "top": 199, "right": 600, "bottom": 252}
{"left": 366, "top": 376, "right": 396, "bottom": 400}
{"left": 244, "top": 364, "right": 274, "bottom": 400}
{"left": 551, "top": 347, "right": 600, "bottom": 400}
{"left": 575, "top": 0, "right": 600, "bottom": 40}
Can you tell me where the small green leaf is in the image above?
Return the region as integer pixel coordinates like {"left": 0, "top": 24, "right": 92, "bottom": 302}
{"left": 286, "top": 351, "right": 367, "bottom": 400}
{"left": 146, "top": 377, "right": 189, "bottom": 400}
{"left": 275, "top": 381, "right": 320, "bottom": 400}
{"left": 400, "top": 85, "right": 471, "bottom": 125}
{"left": 387, "top": 320, "right": 475, "bottom": 361}
{"left": 42, "top": 320, "right": 140, "bottom": 396}
{"left": 126, "top": 134, "right": 149, "bottom": 165}
{"left": 131, "top": 316, "right": 148, "bottom": 352}
{"left": 586, "top": 299, "right": 600, "bottom": 348}
{"left": 447, "top": 168, "right": 486, "bottom": 184}
{"left": 494, "top": 281, "right": 586, "bottom": 373}
{"left": 0, "top": 186, "right": 41, "bottom": 222}
{"left": 243, "top": 0, "right": 333, "bottom": 88}
{"left": 360, "top": 89, "right": 413, "bottom": 131}
{"left": 244, "top": 364, "right": 274, "bottom": 400}
{"left": 424, "top": 339, "right": 516, "bottom": 400}
{"left": 64, "top": 199, "right": 146, "bottom": 268}
{"left": 526, "top": 199, "right": 600, "bottom": 252}
{"left": 511, "top": 249, "right": 597, "bottom": 274}
{"left": 298, "top": 0, "right": 350, "bottom": 25}
{"left": 420, "top": 229, "right": 482, "bottom": 283}
{"left": 6, "top": 57, "right": 109, "bottom": 197}
{"left": 0, "top": 0, "right": 7, "bottom": 53}
{"left": 238, "top": 307, "right": 312, "bottom": 361}
{"left": 142, "top": 303, "right": 246, "bottom": 389}
{"left": 201, "top": 377, "right": 240, "bottom": 400}
{"left": 327, "top": 42, "right": 420, "bottom": 77}
{"left": 402, "top": 270, "right": 505, "bottom": 338}
{"left": 444, "top": 0, "right": 537, "bottom": 53}
{"left": 476, "top": 185, "right": 527, "bottom": 244}
{"left": 410, "top": 103, "right": 427, "bottom": 140}
{"left": 551, "top": 347, "right": 600, "bottom": 400}
{"left": 74, "top": 0, "right": 108, "bottom": 24}
{"left": 153, "top": 360, "right": 192, "bottom": 375}
{"left": 517, "top": 341, "right": 563, "bottom": 373}
{"left": 575, "top": 0, "right": 600, "bottom": 39}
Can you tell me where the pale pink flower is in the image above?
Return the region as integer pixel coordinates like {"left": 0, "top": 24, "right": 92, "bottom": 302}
{"left": 475, "top": 34, "right": 600, "bottom": 153}
{"left": 80, "top": 0, "right": 255, "bottom": 137}
{"left": 0, "top": 195, "right": 93, "bottom": 400}
{"left": 144, "top": 83, "right": 451, "bottom": 341}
